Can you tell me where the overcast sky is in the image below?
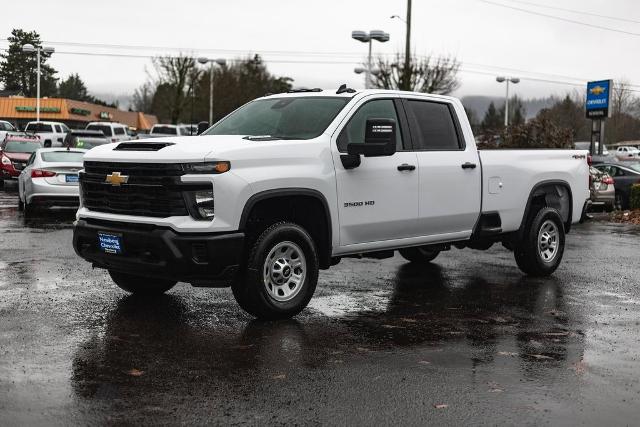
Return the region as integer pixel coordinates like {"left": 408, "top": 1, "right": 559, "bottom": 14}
{"left": 1, "top": 0, "right": 639, "bottom": 104}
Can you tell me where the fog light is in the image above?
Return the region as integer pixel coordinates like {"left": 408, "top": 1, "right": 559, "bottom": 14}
{"left": 194, "top": 190, "right": 215, "bottom": 219}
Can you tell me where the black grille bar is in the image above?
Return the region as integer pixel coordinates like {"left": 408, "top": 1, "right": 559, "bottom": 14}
{"left": 80, "top": 162, "right": 208, "bottom": 218}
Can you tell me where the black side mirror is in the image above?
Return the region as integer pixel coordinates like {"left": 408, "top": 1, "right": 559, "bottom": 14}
{"left": 197, "top": 121, "right": 210, "bottom": 135}
{"left": 347, "top": 118, "right": 397, "bottom": 157}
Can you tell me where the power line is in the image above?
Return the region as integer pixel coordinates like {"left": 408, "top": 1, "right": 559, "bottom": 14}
{"left": 502, "top": 0, "right": 640, "bottom": 25}
{"left": 477, "top": 0, "right": 640, "bottom": 36}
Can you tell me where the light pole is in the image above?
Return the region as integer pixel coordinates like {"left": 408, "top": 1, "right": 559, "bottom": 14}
{"left": 351, "top": 30, "right": 390, "bottom": 89}
{"left": 22, "top": 43, "right": 55, "bottom": 123}
{"left": 391, "top": 0, "right": 412, "bottom": 90}
{"left": 496, "top": 76, "right": 520, "bottom": 127}
{"left": 197, "top": 57, "right": 226, "bottom": 124}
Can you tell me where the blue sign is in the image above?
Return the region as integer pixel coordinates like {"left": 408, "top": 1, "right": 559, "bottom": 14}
{"left": 586, "top": 80, "right": 612, "bottom": 119}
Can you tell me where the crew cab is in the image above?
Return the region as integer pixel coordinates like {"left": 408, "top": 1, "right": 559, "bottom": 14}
{"left": 85, "top": 122, "right": 131, "bottom": 143}
{"left": 24, "top": 121, "right": 70, "bottom": 147}
{"left": 73, "top": 88, "right": 590, "bottom": 319}
{"left": 148, "top": 124, "right": 195, "bottom": 138}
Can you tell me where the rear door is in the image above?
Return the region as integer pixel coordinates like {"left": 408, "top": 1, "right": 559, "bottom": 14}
{"left": 332, "top": 96, "right": 420, "bottom": 247}
{"left": 402, "top": 97, "right": 481, "bottom": 238}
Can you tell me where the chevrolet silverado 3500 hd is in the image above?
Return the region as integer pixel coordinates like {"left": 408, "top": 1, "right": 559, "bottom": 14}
{"left": 73, "top": 88, "right": 590, "bottom": 319}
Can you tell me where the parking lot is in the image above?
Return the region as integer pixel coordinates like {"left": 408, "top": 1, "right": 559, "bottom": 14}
{"left": 1, "top": 181, "right": 639, "bottom": 425}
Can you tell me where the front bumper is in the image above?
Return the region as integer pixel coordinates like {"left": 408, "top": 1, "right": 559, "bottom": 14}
{"left": 73, "top": 218, "right": 244, "bottom": 286}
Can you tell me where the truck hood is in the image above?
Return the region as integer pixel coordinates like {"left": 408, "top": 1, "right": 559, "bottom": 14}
{"left": 82, "top": 135, "right": 318, "bottom": 163}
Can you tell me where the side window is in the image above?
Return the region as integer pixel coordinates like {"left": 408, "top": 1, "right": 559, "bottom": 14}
{"left": 404, "top": 100, "right": 462, "bottom": 150}
{"left": 55, "top": 125, "right": 62, "bottom": 133}
{"left": 337, "top": 99, "right": 403, "bottom": 152}
{"left": 114, "top": 127, "right": 125, "bottom": 135}
{"left": 27, "top": 153, "right": 36, "bottom": 166}
{"left": 61, "top": 124, "right": 70, "bottom": 132}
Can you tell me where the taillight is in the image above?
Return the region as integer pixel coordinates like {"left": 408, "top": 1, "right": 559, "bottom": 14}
{"left": 602, "top": 176, "right": 614, "bottom": 185}
{"left": 31, "top": 169, "right": 56, "bottom": 178}
{"left": 587, "top": 155, "right": 593, "bottom": 166}
{"left": 111, "top": 138, "right": 118, "bottom": 143}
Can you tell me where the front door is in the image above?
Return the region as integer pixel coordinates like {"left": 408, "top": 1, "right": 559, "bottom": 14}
{"left": 333, "top": 97, "right": 420, "bottom": 247}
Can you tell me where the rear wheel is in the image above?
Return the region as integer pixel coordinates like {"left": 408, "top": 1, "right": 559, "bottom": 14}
{"left": 514, "top": 207, "right": 565, "bottom": 277}
{"left": 232, "top": 222, "right": 318, "bottom": 320}
{"left": 108, "top": 270, "right": 176, "bottom": 295}
{"left": 399, "top": 246, "right": 440, "bottom": 263}
{"left": 17, "top": 196, "right": 24, "bottom": 211}
{"left": 615, "top": 192, "right": 627, "bottom": 210}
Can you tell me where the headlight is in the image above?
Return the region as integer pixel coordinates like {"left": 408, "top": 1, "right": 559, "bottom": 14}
{"left": 185, "top": 187, "right": 215, "bottom": 220}
{"left": 1, "top": 155, "right": 10, "bottom": 165}
{"left": 182, "top": 161, "right": 230, "bottom": 174}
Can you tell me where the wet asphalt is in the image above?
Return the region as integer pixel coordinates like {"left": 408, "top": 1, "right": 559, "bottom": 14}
{"left": 0, "top": 181, "right": 639, "bottom": 426}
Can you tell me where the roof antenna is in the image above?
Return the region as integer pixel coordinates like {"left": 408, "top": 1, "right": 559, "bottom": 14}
{"left": 336, "top": 84, "right": 356, "bottom": 94}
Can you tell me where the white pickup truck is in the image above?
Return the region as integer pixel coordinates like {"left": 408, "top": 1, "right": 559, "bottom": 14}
{"left": 73, "top": 88, "right": 590, "bottom": 319}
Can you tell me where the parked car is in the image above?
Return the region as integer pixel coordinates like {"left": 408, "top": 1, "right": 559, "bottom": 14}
{"left": 64, "top": 130, "right": 110, "bottom": 149}
{"left": 0, "top": 120, "right": 17, "bottom": 142}
{"left": 574, "top": 141, "right": 615, "bottom": 165}
{"left": 85, "top": 122, "right": 131, "bottom": 143}
{"left": 147, "top": 124, "right": 194, "bottom": 138}
{"left": 0, "top": 134, "right": 43, "bottom": 186}
{"left": 588, "top": 166, "right": 615, "bottom": 212}
{"left": 24, "top": 121, "right": 70, "bottom": 147}
{"left": 73, "top": 88, "right": 590, "bottom": 319}
{"left": 615, "top": 146, "right": 640, "bottom": 161}
{"left": 594, "top": 163, "right": 640, "bottom": 209}
{"left": 17, "top": 148, "right": 86, "bottom": 213}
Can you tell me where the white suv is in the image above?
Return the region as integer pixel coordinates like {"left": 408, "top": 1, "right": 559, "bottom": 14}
{"left": 24, "top": 121, "right": 70, "bottom": 147}
{"left": 85, "top": 122, "right": 131, "bottom": 143}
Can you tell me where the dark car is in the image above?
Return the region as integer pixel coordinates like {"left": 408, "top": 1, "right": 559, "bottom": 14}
{"left": 594, "top": 163, "right": 640, "bottom": 210}
{"left": 0, "top": 134, "right": 43, "bottom": 185}
{"left": 64, "top": 130, "right": 110, "bottom": 149}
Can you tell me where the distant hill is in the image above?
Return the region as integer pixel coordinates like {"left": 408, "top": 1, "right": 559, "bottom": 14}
{"left": 462, "top": 95, "right": 557, "bottom": 122}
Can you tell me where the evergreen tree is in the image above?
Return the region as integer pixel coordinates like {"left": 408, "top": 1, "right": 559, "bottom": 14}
{"left": 0, "top": 29, "right": 58, "bottom": 97}
{"left": 58, "top": 73, "right": 90, "bottom": 101}
{"left": 481, "top": 102, "right": 502, "bottom": 132}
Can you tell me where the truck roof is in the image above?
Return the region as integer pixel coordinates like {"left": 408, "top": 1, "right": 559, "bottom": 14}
{"left": 259, "top": 88, "right": 458, "bottom": 103}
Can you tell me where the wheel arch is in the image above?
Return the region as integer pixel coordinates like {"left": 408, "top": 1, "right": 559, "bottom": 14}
{"left": 518, "top": 180, "right": 573, "bottom": 237}
{"left": 239, "top": 188, "right": 333, "bottom": 269}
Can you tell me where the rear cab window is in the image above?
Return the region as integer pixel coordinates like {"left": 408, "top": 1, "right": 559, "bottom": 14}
{"left": 402, "top": 99, "right": 463, "bottom": 151}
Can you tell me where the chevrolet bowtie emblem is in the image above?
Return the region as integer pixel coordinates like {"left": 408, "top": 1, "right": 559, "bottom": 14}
{"left": 590, "top": 85, "right": 606, "bottom": 96}
{"left": 105, "top": 172, "right": 129, "bottom": 186}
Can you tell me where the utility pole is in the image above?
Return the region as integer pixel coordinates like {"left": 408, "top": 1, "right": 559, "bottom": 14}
{"left": 403, "top": 0, "right": 412, "bottom": 91}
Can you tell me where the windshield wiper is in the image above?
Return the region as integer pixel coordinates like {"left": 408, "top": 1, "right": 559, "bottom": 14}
{"left": 242, "top": 135, "right": 298, "bottom": 141}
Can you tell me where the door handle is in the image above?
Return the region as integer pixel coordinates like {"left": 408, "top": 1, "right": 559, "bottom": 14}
{"left": 461, "top": 162, "right": 477, "bottom": 170}
{"left": 397, "top": 164, "right": 416, "bottom": 171}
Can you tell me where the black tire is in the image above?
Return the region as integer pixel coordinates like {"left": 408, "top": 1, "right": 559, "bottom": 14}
{"left": 399, "top": 246, "right": 440, "bottom": 263}
{"left": 615, "top": 192, "right": 629, "bottom": 210}
{"left": 514, "top": 207, "right": 565, "bottom": 277}
{"left": 0, "top": 178, "right": 4, "bottom": 188}
{"left": 17, "top": 195, "right": 24, "bottom": 211}
{"left": 604, "top": 203, "right": 614, "bottom": 213}
{"left": 232, "top": 222, "right": 319, "bottom": 320}
{"left": 108, "top": 270, "right": 176, "bottom": 295}
{"left": 24, "top": 200, "right": 35, "bottom": 216}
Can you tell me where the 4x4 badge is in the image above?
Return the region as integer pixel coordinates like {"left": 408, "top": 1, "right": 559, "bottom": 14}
{"left": 105, "top": 172, "right": 128, "bottom": 186}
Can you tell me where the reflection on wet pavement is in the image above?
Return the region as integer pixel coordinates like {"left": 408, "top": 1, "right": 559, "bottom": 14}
{"left": 1, "top": 184, "right": 639, "bottom": 424}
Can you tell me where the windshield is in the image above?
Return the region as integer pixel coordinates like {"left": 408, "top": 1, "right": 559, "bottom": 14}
{"left": 152, "top": 126, "right": 178, "bottom": 135}
{"left": 41, "top": 151, "right": 85, "bottom": 162}
{"left": 4, "top": 140, "right": 41, "bottom": 153}
{"left": 25, "top": 123, "right": 53, "bottom": 133}
{"left": 87, "top": 124, "right": 112, "bottom": 136}
{"left": 204, "top": 97, "right": 350, "bottom": 140}
{"left": 629, "top": 163, "right": 640, "bottom": 172}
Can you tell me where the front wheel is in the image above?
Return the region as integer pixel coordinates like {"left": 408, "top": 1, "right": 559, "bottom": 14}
{"left": 232, "top": 222, "right": 319, "bottom": 320}
{"left": 399, "top": 246, "right": 440, "bottom": 263}
{"left": 108, "top": 270, "right": 176, "bottom": 295}
{"left": 514, "top": 207, "right": 565, "bottom": 277}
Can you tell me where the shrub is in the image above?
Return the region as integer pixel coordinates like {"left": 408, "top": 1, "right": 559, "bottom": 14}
{"left": 476, "top": 117, "right": 573, "bottom": 149}
{"left": 630, "top": 184, "right": 640, "bottom": 210}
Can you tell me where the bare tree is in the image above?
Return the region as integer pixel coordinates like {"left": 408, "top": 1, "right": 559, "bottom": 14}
{"left": 150, "top": 54, "right": 200, "bottom": 123}
{"left": 370, "top": 54, "right": 460, "bottom": 95}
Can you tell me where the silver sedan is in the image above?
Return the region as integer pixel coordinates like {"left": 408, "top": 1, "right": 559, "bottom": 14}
{"left": 17, "top": 148, "right": 87, "bottom": 214}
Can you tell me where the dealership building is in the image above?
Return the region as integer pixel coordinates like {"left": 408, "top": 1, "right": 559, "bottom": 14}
{"left": 0, "top": 97, "right": 158, "bottom": 131}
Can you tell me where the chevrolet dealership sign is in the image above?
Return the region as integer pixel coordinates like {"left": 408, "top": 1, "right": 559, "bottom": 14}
{"left": 586, "top": 80, "right": 612, "bottom": 119}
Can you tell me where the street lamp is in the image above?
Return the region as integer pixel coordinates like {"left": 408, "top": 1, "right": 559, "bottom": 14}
{"left": 351, "top": 30, "right": 390, "bottom": 89}
{"left": 197, "top": 57, "right": 227, "bottom": 124}
{"left": 496, "top": 76, "right": 520, "bottom": 127}
{"left": 22, "top": 43, "right": 55, "bottom": 122}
